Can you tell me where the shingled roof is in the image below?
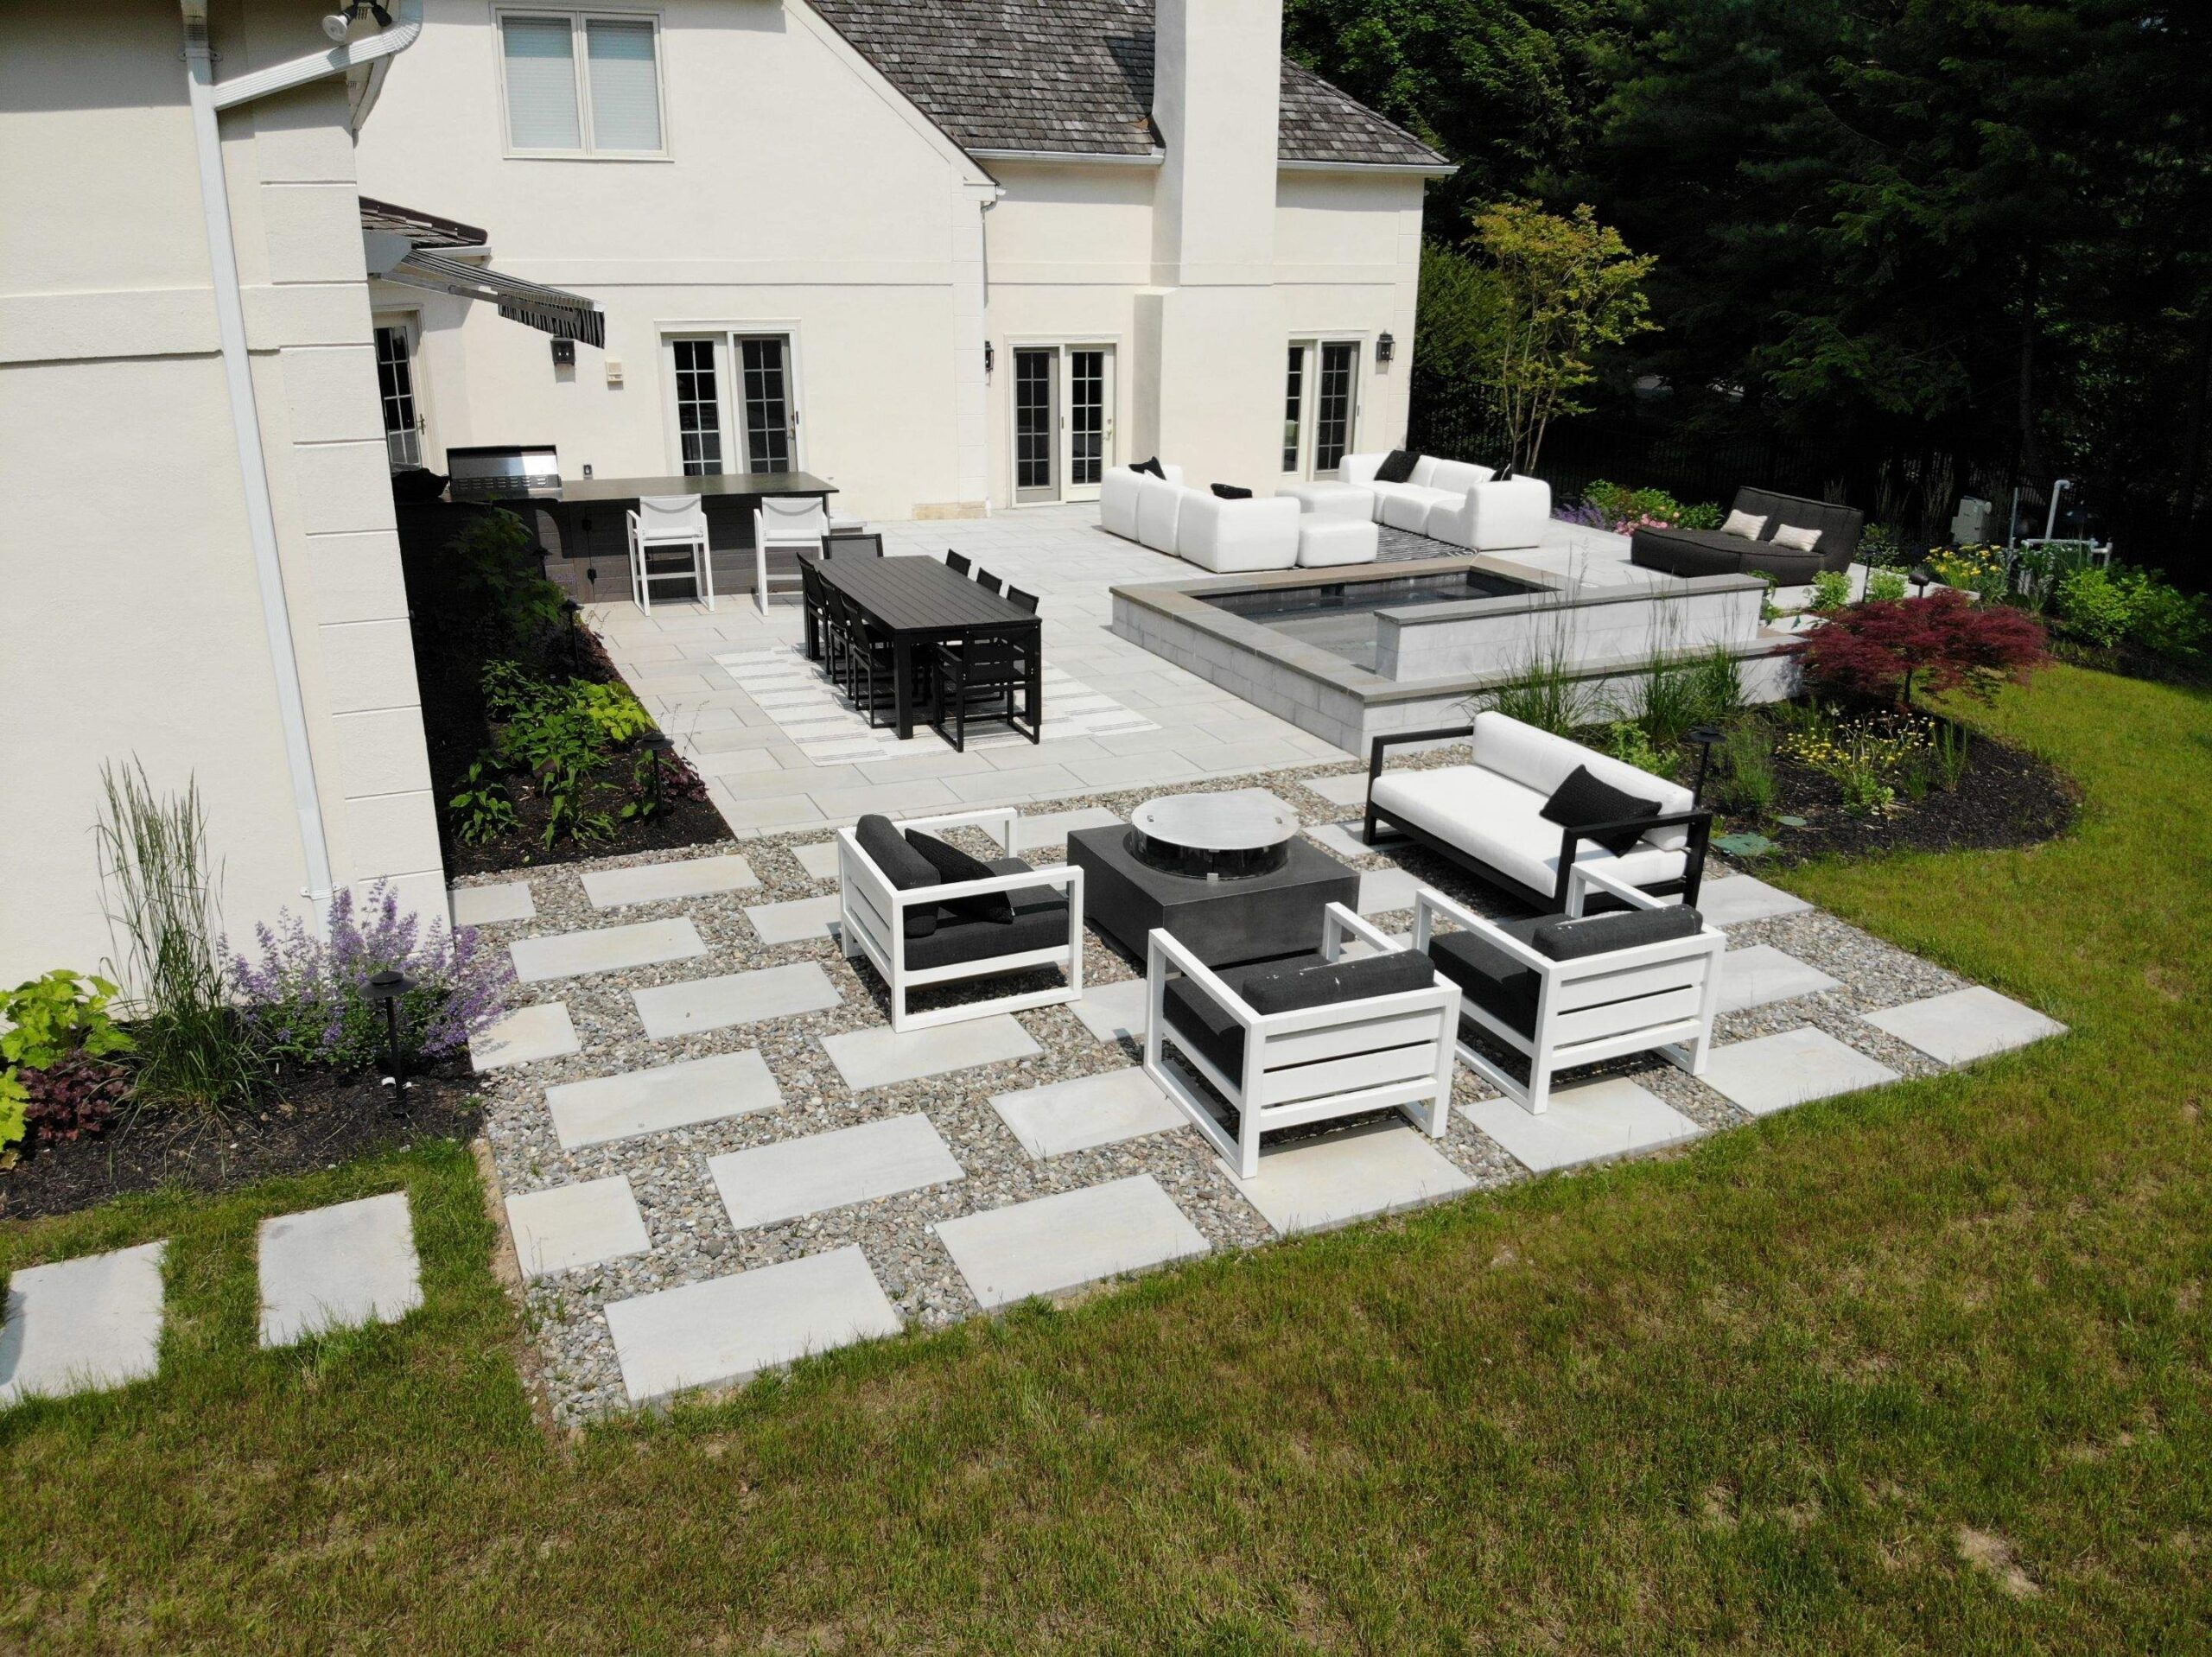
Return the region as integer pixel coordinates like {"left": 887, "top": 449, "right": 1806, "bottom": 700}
{"left": 808, "top": 0, "right": 1449, "bottom": 168}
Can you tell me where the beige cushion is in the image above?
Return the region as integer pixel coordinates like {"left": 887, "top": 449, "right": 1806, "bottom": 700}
{"left": 1770, "top": 523, "right": 1821, "bottom": 553}
{"left": 1721, "top": 509, "right": 1768, "bottom": 540}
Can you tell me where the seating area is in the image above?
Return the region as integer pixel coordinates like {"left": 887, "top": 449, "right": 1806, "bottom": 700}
{"left": 1629, "top": 486, "right": 1865, "bottom": 583}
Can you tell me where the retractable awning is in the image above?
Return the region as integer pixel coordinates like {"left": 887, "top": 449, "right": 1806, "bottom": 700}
{"left": 359, "top": 196, "right": 603, "bottom": 349}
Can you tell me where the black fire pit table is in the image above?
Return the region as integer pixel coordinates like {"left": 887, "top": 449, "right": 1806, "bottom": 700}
{"left": 1069, "top": 790, "right": 1360, "bottom": 968}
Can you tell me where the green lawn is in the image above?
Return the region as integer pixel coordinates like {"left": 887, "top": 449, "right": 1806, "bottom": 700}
{"left": 4, "top": 663, "right": 2209, "bottom": 1653}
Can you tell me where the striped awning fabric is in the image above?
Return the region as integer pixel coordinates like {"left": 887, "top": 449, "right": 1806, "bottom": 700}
{"left": 380, "top": 246, "right": 605, "bottom": 349}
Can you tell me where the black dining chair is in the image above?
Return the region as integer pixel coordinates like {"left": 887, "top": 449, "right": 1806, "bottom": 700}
{"left": 1006, "top": 585, "right": 1039, "bottom": 614}
{"left": 825, "top": 531, "right": 885, "bottom": 559}
{"left": 945, "top": 549, "right": 972, "bottom": 577}
{"left": 798, "top": 556, "right": 829, "bottom": 663}
{"left": 821, "top": 587, "right": 860, "bottom": 692}
{"left": 974, "top": 570, "right": 1005, "bottom": 596}
{"left": 848, "top": 607, "right": 903, "bottom": 728}
{"left": 931, "top": 630, "right": 1038, "bottom": 752}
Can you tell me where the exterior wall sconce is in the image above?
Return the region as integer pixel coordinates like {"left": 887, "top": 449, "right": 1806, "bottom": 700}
{"left": 550, "top": 337, "right": 575, "bottom": 368}
{"left": 984, "top": 340, "right": 995, "bottom": 377}
{"left": 1376, "top": 332, "right": 1395, "bottom": 365}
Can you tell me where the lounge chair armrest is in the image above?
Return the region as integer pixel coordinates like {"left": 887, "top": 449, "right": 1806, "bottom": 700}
{"left": 912, "top": 861, "right": 1076, "bottom": 904}
{"left": 1566, "top": 862, "right": 1666, "bottom": 916}
{"left": 1368, "top": 724, "right": 1476, "bottom": 786}
{"left": 1412, "top": 887, "right": 1553, "bottom": 973}
{"left": 1552, "top": 809, "right": 1713, "bottom": 908}
{"left": 1320, "top": 902, "right": 1402, "bottom": 962}
{"left": 1146, "top": 927, "right": 1258, "bottom": 1031}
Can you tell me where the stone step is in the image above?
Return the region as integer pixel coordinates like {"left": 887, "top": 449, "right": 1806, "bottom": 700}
{"left": 1717, "top": 944, "right": 1841, "bottom": 1013}
{"left": 1356, "top": 867, "right": 1421, "bottom": 916}
{"left": 1459, "top": 1079, "right": 1704, "bottom": 1174}
{"left": 632, "top": 962, "right": 841, "bottom": 1040}
{"left": 709, "top": 1113, "right": 964, "bottom": 1230}
{"left": 510, "top": 917, "right": 709, "bottom": 983}
{"left": 1068, "top": 976, "right": 1150, "bottom": 1046}
{"left": 451, "top": 881, "right": 536, "bottom": 927}
{"left": 470, "top": 1002, "right": 581, "bottom": 1071}
{"left": 1301, "top": 772, "right": 1370, "bottom": 809}
{"left": 1694, "top": 873, "right": 1813, "bottom": 927}
{"left": 988, "top": 1068, "right": 1184, "bottom": 1159}
{"left": 933, "top": 1174, "right": 1208, "bottom": 1310}
{"left": 791, "top": 840, "right": 842, "bottom": 881}
{"left": 582, "top": 854, "right": 759, "bottom": 909}
{"left": 547, "top": 1049, "right": 784, "bottom": 1149}
{"left": 505, "top": 1176, "right": 652, "bottom": 1281}
{"left": 0, "top": 1241, "right": 167, "bottom": 1407}
{"left": 742, "top": 893, "right": 844, "bottom": 946}
{"left": 603, "top": 1245, "right": 903, "bottom": 1404}
{"left": 820, "top": 1013, "right": 1041, "bottom": 1092}
{"left": 1221, "top": 1119, "right": 1472, "bottom": 1235}
{"left": 258, "top": 1191, "right": 423, "bottom": 1348}
{"left": 1700, "top": 1026, "right": 1900, "bottom": 1117}
{"left": 1863, "top": 985, "right": 2065, "bottom": 1066}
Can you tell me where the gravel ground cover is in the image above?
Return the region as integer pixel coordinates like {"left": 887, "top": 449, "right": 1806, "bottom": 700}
{"left": 456, "top": 751, "right": 1999, "bottom": 1424}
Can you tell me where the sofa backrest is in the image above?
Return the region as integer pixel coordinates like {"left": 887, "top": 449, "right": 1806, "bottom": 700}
{"left": 1174, "top": 491, "right": 1301, "bottom": 563}
{"left": 1470, "top": 711, "right": 1694, "bottom": 848}
{"left": 1427, "top": 459, "right": 1496, "bottom": 496}
{"left": 1339, "top": 454, "right": 1384, "bottom": 486}
{"left": 1408, "top": 456, "right": 1440, "bottom": 487}
{"left": 1135, "top": 476, "right": 1186, "bottom": 552}
{"left": 1732, "top": 487, "right": 1863, "bottom": 572}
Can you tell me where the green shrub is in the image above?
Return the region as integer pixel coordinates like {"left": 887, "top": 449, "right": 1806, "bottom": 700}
{"left": 450, "top": 511, "right": 565, "bottom": 660}
{"left": 1860, "top": 522, "right": 1905, "bottom": 567}
{"left": 1688, "top": 647, "right": 1745, "bottom": 727}
{"left": 1715, "top": 723, "right": 1778, "bottom": 817}
{"left": 1810, "top": 569, "right": 1853, "bottom": 613}
{"left": 1675, "top": 501, "right": 1724, "bottom": 531}
{"left": 448, "top": 755, "right": 519, "bottom": 847}
{"left": 1866, "top": 568, "right": 1909, "bottom": 603}
{"left": 2055, "top": 565, "right": 2133, "bottom": 647}
{"left": 2056, "top": 562, "right": 2210, "bottom": 660}
{"left": 1599, "top": 721, "right": 1673, "bottom": 777}
{"left": 0, "top": 971, "right": 134, "bottom": 1154}
{"left": 2125, "top": 569, "right": 2210, "bottom": 659}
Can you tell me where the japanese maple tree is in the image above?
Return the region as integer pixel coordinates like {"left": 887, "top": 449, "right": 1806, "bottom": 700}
{"left": 1797, "top": 589, "right": 2049, "bottom": 708}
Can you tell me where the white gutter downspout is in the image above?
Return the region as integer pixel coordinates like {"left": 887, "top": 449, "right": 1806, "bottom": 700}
{"left": 178, "top": 0, "right": 423, "bottom": 905}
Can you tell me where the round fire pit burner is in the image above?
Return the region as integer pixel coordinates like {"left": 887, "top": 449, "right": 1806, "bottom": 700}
{"left": 1127, "top": 790, "right": 1299, "bottom": 880}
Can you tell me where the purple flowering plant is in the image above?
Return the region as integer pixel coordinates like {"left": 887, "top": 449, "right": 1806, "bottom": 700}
{"left": 229, "top": 883, "right": 513, "bottom": 1072}
{"left": 1552, "top": 497, "right": 1611, "bottom": 530}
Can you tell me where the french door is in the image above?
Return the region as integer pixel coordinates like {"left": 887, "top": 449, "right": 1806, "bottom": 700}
{"left": 1282, "top": 339, "right": 1361, "bottom": 479}
{"left": 1011, "top": 343, "right": 1116, "bottom": 504}
{"left": 665, "top": 332, "right": 801, "bottom": 476}
{"left": 373, "top": 321, "right": 423, "bottom": 470}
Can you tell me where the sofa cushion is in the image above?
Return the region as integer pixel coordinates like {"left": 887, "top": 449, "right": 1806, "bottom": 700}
{"left": 1162, "top": 953, "right": 1317, "bottom": 1079}
{"left": 1240, "top": 947, "right": 1437, "bottom": 1016}
{"left": 1427, "top": 920, "right": 1547, "bottom": 1038}
{"left": 902, "top": 859, "right": 1071, "bottom": 973}
{"left": 855, "top": 814, "right": 938, "bottom": 938}
{"left": 1374, "top": 448, "right": 1418, "bottom": 484}
{"left": 1376, "top": 485, "right": 1458, "bottom": 534}
{"left": 1470, "top": 713, "right": 1694, "bottom": 844}
{"left": 1369, "top": 763, "right": 1689, "bottom": 901}
{"left": 1210, "top": 483, "right": 1253, "bottom": 499}
{"left": 1135, "top": 476, "right": 1185, "bottom": 552}
{"left": 1175, "top": 492, "right": 1301, "bottom": 572}
{"left": 1629, "top": 526, "right": 1825, "bottom": 584}
{"left": 906, "top": 828, "right": 1014, "bottom": 924}
{"left": 1296, "top": 517, "right": 1380, "bottom": 568}
{"left": 1132, "top": 455, "right": 1166, "bottom": 479}
{"left": 1531, "top": 904, "right": 1704, "bottom": 960}
{"left": 1541, "top": 765, "right": 1662, "bottom": 855}
{"left": 1425, "top": 459, "right": 1496, "bottom": 496}
{"left": 1731, "top": 487, "right": 1864, "bottom": 571}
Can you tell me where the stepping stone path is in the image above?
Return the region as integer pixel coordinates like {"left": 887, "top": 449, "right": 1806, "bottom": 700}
{"left": 548, "top": 1049, "right": 783, "bottom": 1149}
{"left": 989, "top": 1069, "right": 1184, "bottom": 1159}
{"left": 934, "top": 1175, "right": 1208, "bottom": 1309}
{"left": 1069, "top": 977, "right": 1150, "bottom": 1046}
{"left": 632, "top": 962, "right": 841, "bottom": 1039}
{"left": 744, "top": 893, "right": 845, "bottom": 946}
{"left": 1304, "top": 820, "right": 1377, "bottom": 862}
{"left": 451, "top": 881, "right": 536, "bottom": 926}
{"left": 1356, "top": 867, "right": 1422, "bottom": 916}
{"left": 506, "top": 1177, "right": 652, "bottom": 1280}
{"left": 1695, "top": 873, "right": 1813, "bottom": 928}
{"left": 0, "top": 1241, "right": 166, "bottom": 1407}
{"left": 581, "top": 854, "right": 757, "bottom": 909}
{"left": 1700, "top": 1027, "right": 1900, "bottom": 1117}
{"left": 259, "top": 1191, "right": 423, "bottom": 1348}
{"left": 1301, "top": 772, "right": 1370, "bottom": 809}
{"left": 1001, "top": 806, "right": 1122, "bottom": 852}
{"left": 791, "top": 840, "right": 842, "bottom": 881}
{"left": 604, "top": 1246, "right": 902, "bottom": 1404}
{"left": 510, "top": 917, "right": 708, "bottom": 983}
{"left": 1460, "top": 1079, "right": 1704, "bottom": 1174}
{"left": 1223, "top": 1119, "right": 1472, "bottom": 1235}
{"left": 471, "top": 1002, "right": 581, "bottom": 1071}
{"left": 820, "top": 1013, "right": 1041, "bottom": 1092}
{"left": 1717, "top": 943, "right": 1842, "bottom": 1013}
{"left": 1865, "top": 986, "right": 2065, "bottom": 1065}
{"left": 709, "top": 1114, "right": 964, "bottom": 1230}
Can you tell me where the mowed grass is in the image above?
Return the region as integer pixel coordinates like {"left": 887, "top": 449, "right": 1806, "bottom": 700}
{"left": 3, "top": 663, "right": 2209, "bottom": 1653}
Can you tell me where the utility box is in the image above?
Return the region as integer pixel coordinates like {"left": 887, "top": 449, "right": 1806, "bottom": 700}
{"left": 1950, "top": 496, "right": 1993, "bottom": 544}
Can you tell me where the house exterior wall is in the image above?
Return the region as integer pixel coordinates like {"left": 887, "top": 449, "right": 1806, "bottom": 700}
{"left": 0, "top": 0, "right": 442, "bottom": 987}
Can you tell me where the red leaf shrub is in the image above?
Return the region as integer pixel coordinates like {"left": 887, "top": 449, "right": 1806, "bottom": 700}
{"left": 1796, "top": 590, "right": 2050, "bottom": 707}
{"left": 21, "top": 1051, "right": 130, "bottom": 1147}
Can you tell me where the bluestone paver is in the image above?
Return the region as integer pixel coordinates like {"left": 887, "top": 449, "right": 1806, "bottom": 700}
{"left": 820, "top": 1014, "right": 1041, "bottom": 1092}
{"left": 632, "top": 962, "right": 841, "bottom": 1039}
{"left": 548, "top": 1048, "right": 784, "bottom": 1148}
{"left": 1700, "top": 1026, "right": 1901, "bottom": 1116}
{"left": 1222, "top": 1120, "right": 1472, "bottom": 1235}
{"left": 743, "top": 893, "right": 844, "bottom": 946}
{"left": 1068, "top": 976, "right": 1150, "bottom": 1046}
{"left": 1717, "top": 944, "right": 1842, "bottom": 1013}
{"left": 934, "top": 1175, "right": 1208, "bottom": 1308}
{"left": 470, "top": 1002, "right": 581, "bottom": 1071}
{"left": 1694, "top": 873, "right": 1813, "bottom": 927}
{"left": 1864, "top": 986, "right": 2065, "bottom": 1065}
{"left": 1460, "top": 1078, "right": 1704, "bottom": 1174}
{"left": 450, "top": 882, "right": 535, "bottom": 927}
{"left": 505, "top": 1176, "right": 652, "bottom": 1280}
{"left": 0, "top": 1241, "right": 167, "bottom": 1407}
{"left": 709, "top": 1113, "right": 964, "bottom": 1229}
{"left": 258, "top": 1192, "right": 423, "bottom": 1348}
{"left": 988, "top": 1068, "right": 1185, "bottom": 1159}
{"left": 791, "top": 840, "right": 842, "bottom": 881}
{"left": 581, "top": 854, "right": 758, "bottom": 909}
{"left": 510, "top": 917, "right": 708, "bottom": 983}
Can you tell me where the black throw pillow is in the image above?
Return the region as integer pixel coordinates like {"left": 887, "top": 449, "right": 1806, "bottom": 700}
{"left": 1241, "top": 948, "right": 1436, "bottom": 1015}
{"left": 855, "top": 813, "right": 938, "bottom": 937}
{"left": 1539, "top": 765, "right": 1662, "bottom": 855}
{"left": 1131, "top": 456, "right": 1166, "bottom": 480}
{"left": 1532, "top": 905, "right": 1703, "bottom": 961}
{"left": 1210, "top": 483, "right": 1253, "bottom": 500}
{"left": 1374, "top": 448, "right": 1419, "bottom": 485}
{"left": 905, "top": 829, "right": 1014, "bottom": 924}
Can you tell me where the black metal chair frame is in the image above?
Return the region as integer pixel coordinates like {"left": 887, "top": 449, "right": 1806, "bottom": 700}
{"left": 945, "top": 549, "right": 973, "bottom": 577}
{"left": 931, "top": 631, "right": 1038, "bottom": 752}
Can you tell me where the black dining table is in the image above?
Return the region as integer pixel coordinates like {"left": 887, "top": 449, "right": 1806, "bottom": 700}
{"left": 813, "top": 554, "right": 1041, "bottom": 741}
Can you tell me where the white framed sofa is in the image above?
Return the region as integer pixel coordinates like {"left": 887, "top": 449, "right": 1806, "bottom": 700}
{"left": 1143, "top": 904, "right": 1461, "bottom": 1178}
{"left": 1414, "top": 864, "right": 1724, "bottom": 1114}
{"left": 1363, "top": 711, "right": 1713, "bottom": 911}
{"left": 838, "top": 808, "right": 1084, "bottom": 1032}
{"left": 1340, "top": 454, "right": 1554, "bottom": 550}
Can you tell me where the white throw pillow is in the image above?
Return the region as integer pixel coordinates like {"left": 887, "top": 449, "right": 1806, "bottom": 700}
{"left": 1770, "top": 524, "right": 1821, "bottom": 553}
{"left": 1721, "top": 509, "right": 1768, "bottom": 539}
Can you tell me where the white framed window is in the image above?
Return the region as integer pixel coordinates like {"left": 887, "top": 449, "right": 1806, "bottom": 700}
{"left": 498, "top": 10, "right": 666, "bottom": 157}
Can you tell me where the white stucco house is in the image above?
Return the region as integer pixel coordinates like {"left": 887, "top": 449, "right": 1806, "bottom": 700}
{"left": 0, "top": 0, "right": 1443, "bottom": 985}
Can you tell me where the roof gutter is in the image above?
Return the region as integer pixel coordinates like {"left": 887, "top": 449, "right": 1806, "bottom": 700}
{"left": 1278, "top": 158, "right": 1457, "bottom": 177}
{"left": 968, "top": 146, "right": 1164, "bottom": 168}
{"left": 180, "top": 0, "right": 425, "bottom": 911}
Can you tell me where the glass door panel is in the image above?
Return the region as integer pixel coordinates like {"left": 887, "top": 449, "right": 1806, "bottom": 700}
{"left": 737, "top": 336, "right": 794, "bottom": 473}
{"left": 1314, "top": 340, "right": 1360, "bottom": 475}
{"left": 1282, "top": 343, "right": 1306, "bottom": 474}
{"left": 1065, "top": 346, "right": 1111, "bottom": 498}
{"left": 374, "top": 324, "right": 422, "bottom": 470}
{"left": 1013, "top": 346, "right": 1058, "bottom": 504}
{"left": 671, "top": 338, "right": 725, "bottom": 475}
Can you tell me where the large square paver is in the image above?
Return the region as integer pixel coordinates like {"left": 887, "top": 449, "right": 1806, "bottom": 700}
{"left": 1357, "top": 867, "right": 1422, "bottom": 916}
{"left": 1008, "top": 806, "right": 1122, "bottom": 852}
{"left": 632, "top": 962, "right": 841, "bottom": 1039}
{"left": 1302, "top": 772, "right": 1370, "bottom": 809}
{"left": 258, "top": 1192, "right": 423, "bottom": 1348}
{"left": 0, "top": 1241, "right": 167, "bottom": 1407}
{"left": 1718, "top": 944, "right": 1841, "bottom": 1013}
{"left": 1222, "top": 1120, "right": 1472, "bottom": 1235}
{"left": 604, "top": 1246, "right": 902, "bottom": 1404}
{"left": 582, "top": 854, "right": 759, "bottom": 909}
{"left": 989, "top": 1068, "right": 1184, "bottom": 1159}
{"left": 510, "top": 917, "right": 708, "bottom": 983}
{"left": 1460, "top": 1079, "right": 1704, "bottom": 1173}
{"left": 709, "top": 1114, "right": 964, "bottom": 1229}
{"left": 1864, "top": 986, "right": 2065, "bottom": 1065}
{"left": 1700, "top": 1026, "right": 1901, "bottom": 1117}
{"left": 821, "top": 1014, "right": 1041, "bottom": 1092}
{"left": 470, "top": 1002, "right": 580, "bottom": 1071}
{"left": 1069, "top": 977, "right": 1150, "bottom": 1046}
{"left": 505, "top": 1177, "right": 652, "bottom": 1280}
{"left": 743, "top": 894, "right": 844, "bottom": 946}
{"left": 1306, "top": 821, "right": 1383, "bottom": 862}
{"left": 548, "top": 1049, "right": 783, "bottom": 1148}
{"left": 791, "top": 840, "right": 842, "bottom": 881}
{"left": 451, "top": 882, "right": 535, "bottom": 927}
{"left": 1695, "top": 874, "right": 1813, "bottom": 927}
{"left": 934, "top": 1175, "right": 1208, "bottom": 1309}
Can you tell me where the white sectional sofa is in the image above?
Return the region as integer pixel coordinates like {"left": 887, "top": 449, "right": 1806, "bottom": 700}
{"left": 1363, "top": 711, "right": 1713, "bottom": 911}
{"left": 1338, "top": 453, "right": 1554, "bottom": 551}
{"left": 1099, "top": 463, "right": 1306, "bottom": 572}
{"left": 1100, "top": 462, "right": 1185, "bottom": 543}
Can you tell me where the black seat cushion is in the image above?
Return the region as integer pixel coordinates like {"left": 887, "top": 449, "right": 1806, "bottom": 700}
{"left": 1731, "top": 486, "right": 1864, "bottom": 571}
{"left": 855, "top": 813, "right": 938, "bottom": 937}
{"left": 1541, "top": 765, "right": 1661, "bottom": 855}
{"left": 1211, "top": 483, "right": 1253, "bottom": 500}
{"left": 905, "top": 829, "right": 1014, "bottom": 924}
{"left": 1374, "top": 448, "right": 1419, "bottom": 485}
{"left": 1628, "top": 526, "right": 1824, "bottom": 584}
{"left": 1162, "top": 948, "right": 1438, "bottom": 1081}
{"left": 1428, "top": 920, "right": 1548, "bottom": 1038}
{"left": 902, "top": 859, "right": 1070, "bottom": 972}
{"left": 1531, "top": 904, "right": 1704, "bottom": 959}
{"left": 1132, "top": 455, "right": 1166, "bottom": 479}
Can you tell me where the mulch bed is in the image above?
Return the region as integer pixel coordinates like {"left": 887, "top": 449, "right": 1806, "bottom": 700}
{"left": 0, "top": 1064, "right": 480, "bottom": 1223}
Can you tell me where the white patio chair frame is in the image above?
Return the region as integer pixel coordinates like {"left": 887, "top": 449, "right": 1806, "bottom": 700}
{"left": 1412, "top": 864, "right": 1726, "bottom": 1115}
{"left": 837, "top": 806, "right": 1085, "bottom": 1032}
{"left": 753, "top": 497, "right": 830, "bottom": 619}
{"left": 1143, "top": 904, "right": 1461, "bottom": 1179}
{"left": 626, "top": 494, "right": 713, "bottom": 614}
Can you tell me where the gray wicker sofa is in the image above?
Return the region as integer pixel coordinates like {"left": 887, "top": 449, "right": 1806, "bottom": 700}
{"left": 1629, "top": 488, "right": 1864, "bottom": 583}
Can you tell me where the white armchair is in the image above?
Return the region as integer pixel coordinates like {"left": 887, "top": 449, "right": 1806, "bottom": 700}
{"left": 1428, "top": 475, "right": 1554, "bottom": 552}
{"left": 626, "top": 493, "right": 712, "bottom": 613}
{"left": 1173, "top": 492, "right": 1302, "bottom": 573}
{"left": 1413, "top": 866, "right": 1724, "bottom": 1115}
{"left": 837, "top": 808, "right": 1084, "bottom": 1032}
{"left": 753, "top": 495, "right": 829, "bottom": 619}
{"left": 1144, "top": 904, "right": 1461, "bottom": 1178}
